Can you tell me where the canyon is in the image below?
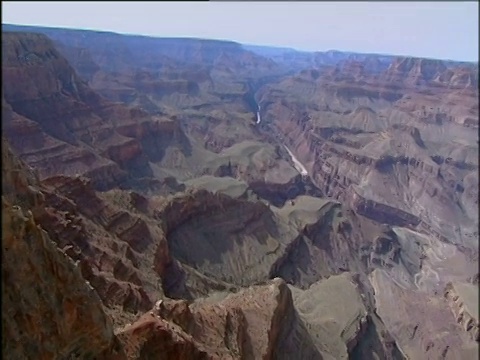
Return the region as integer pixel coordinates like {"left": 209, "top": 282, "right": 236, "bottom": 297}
{"left": 2, "top": 24, "right": 478, "bottom": 359}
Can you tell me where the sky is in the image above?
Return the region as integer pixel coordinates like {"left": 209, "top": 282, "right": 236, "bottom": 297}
{"left": 2, "top": 1, "right": 478, "bottom": 62}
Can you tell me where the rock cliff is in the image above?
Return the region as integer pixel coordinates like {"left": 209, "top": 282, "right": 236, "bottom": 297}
{"left": 2, "top": 139, "right": 126, "bottom": 359}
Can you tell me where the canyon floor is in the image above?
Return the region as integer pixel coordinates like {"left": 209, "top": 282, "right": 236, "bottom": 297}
{"left": 2, "top": 24, "right": 479, "bottom": 359}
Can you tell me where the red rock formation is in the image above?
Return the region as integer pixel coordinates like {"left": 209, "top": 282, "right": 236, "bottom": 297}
{"left": 118, "top": 278, "right": 322, "bottom": 359}
{"left": 384, "top": 57, "right": 448, "bottom": 85}
{"left": 1, "top": 32, "right": 197, "bottom": 190}
{"left": 2, "top": 139, "right": 127, "bottom": 359}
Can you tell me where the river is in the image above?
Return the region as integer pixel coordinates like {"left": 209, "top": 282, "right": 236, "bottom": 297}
{"left": 284, "top": 146, "right": 308, "bottom": 176}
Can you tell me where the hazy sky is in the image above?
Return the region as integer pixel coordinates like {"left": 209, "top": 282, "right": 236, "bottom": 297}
{"left": 2, "top": 1, "right": 478, "bottom": 61}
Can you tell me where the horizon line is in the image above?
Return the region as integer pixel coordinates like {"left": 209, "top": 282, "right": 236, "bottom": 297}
{"left": 2, "top": 22, "right": 478, "bottom": 64}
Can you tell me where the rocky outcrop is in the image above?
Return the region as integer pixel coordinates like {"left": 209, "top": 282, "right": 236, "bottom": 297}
{"left": 249, "top": 174, "right": 323, "bottom": 207}
{"left": 269, "top": 196, "right": 395, "bottom": 289}
{"left": 444, "top": 282, "right": 479, "bottom": 342}
{"left": 350, "top": 190, "right": 421, "bottom": 228}
{"left": 290, "top": 272, "right": 403, "bottom": 359}
{"left": 436, "top": 66, "right": 479, "bottom": 90}
{"left": 117, "top": 312, "right": 209, "bottom": 360}
{"left": 2, "top": 139, "right": 126, "bottom": 359}
{"left": 118, "top": 278, "right": 321, "bottom": 359}
{"left": 2, "top": 199, "right": 126, "bottom": 359}
{"left": 36, "top": 175, "right": 167, "bottom": 316}
{"left": 384, "top": 57, "right": 448, "bottom": 86}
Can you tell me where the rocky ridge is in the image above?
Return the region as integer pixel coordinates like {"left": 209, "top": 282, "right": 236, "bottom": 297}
{"left": 2, "top": 138, "right": 126, "bottom": 359}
